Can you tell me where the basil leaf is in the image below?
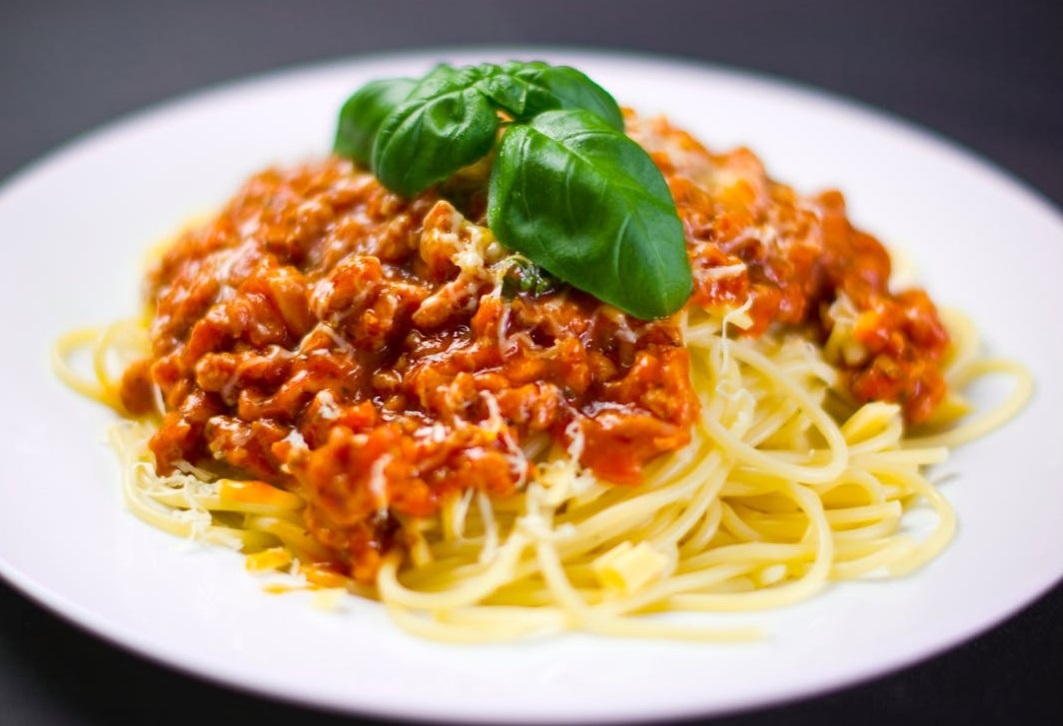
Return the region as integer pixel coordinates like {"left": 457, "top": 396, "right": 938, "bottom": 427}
{"left": 477, "top": 61, "right": 624, "bottom": 130}
{"left": 333, "top": 77, "right": 416, "bottom": 165}
{"left": 488, "top": 109, "right": 692, "bottom": 319}
{"left": 372, "top": 64, "right": 499, "bottom": 197}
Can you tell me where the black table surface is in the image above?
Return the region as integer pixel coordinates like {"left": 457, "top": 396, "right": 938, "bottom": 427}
{"left": 1, "top": 1, "right": 1060, "bottom": 724}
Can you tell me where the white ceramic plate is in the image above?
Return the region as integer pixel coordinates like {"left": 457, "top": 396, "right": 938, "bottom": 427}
{"left": 0, "top": 49, "right": 1060, "bottom": 723}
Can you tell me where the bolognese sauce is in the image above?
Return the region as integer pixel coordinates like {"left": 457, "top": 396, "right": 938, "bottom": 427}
{"left": 119, "top": 114, "right": 949, "bottom": 581}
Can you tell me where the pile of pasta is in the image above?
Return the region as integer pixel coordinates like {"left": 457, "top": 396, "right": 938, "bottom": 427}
{"left": 54, "top": 303, "right": 1030, "bottom": 642}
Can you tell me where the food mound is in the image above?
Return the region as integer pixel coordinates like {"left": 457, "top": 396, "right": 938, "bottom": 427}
{"left": 119, "top": 113, "right": 949, "bottom": 584}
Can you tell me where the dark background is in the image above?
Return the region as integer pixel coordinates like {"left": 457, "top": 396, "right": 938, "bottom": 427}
{"left": 1, "top": 1, "right": 1060, "bottom": 723}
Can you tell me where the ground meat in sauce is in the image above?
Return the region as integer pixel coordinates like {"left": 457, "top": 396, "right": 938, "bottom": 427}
{"left": 120, "top": 114, "right": 948, "bottom": 581}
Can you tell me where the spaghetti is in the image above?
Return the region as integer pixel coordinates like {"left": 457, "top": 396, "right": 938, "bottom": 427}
{"left": 53, "top": 111, "right": 1031, "bottom": 642}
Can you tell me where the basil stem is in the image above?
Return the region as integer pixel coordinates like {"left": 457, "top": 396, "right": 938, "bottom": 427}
{"left": 488, "top": 109, "right": 692, "bottom": 319}
{"left": 371, "top": 65, "right": 500, "bottom": 197}
{"left": 333, "top": 77, "right": 416, "bottom": 165}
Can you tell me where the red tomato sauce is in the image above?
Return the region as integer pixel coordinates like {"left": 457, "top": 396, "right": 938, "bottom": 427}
{"left": 120, "top": 116, "right": 948, "bottom": 580}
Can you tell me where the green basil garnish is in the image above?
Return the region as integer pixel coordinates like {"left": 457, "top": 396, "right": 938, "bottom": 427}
{"left": 476, "top": 61, "right": 624, "bottom": 129}
{"left": 488, "top": 109, "right": 691, "bottom": 319}
{"left": 371, "top": 65, "right": 500, "bottom": 197}
{"left": 333, "top": 60, "right": 693, "bottom": 319}
{"left": 333, "top": 77, "right": 416, "bottom": 165}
